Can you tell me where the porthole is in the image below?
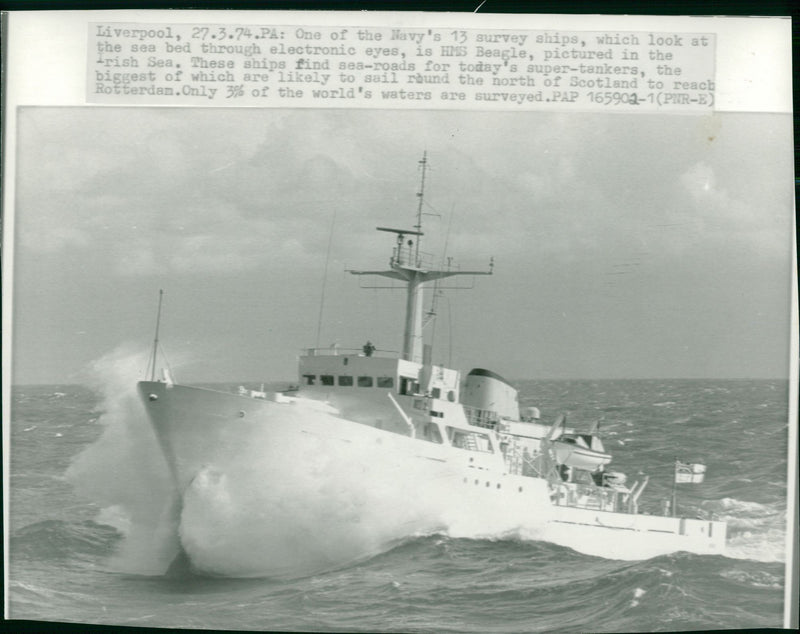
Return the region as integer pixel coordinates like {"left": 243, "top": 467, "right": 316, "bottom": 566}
{"left": 474, "top": 479, "right": 479, "bottom": 485}
{"left": 518, "top": 487, "right": 523, "bottom": 493}
{"left": 485, "top": 481, "right": 490, "bottom": 487}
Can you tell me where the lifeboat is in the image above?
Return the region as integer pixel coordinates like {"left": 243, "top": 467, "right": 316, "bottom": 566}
{"left": 551, "top": 433, "right": 612, "bottom": 472}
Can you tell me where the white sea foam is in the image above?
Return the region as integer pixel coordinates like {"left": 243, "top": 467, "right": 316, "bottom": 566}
{"left": 178, "top": 414, "right": 449, "bottom": 578}
{"left": 703, "top": 497, "right": 786, "bottom": 563}
{"left": 725, "top": 528, "right": 787, "bottom": 564}
{"left": 65, "top": 344, "right": 181, "bottom": 575}
{"left": 712, "top": 497, "right": 781, "bottom": 516}
{"left": 630, "top": 586, "right": 646, "bottom": 607}
{"left": 175, "top": 405, "right": 561, "bottom": 577}
{"left": 95, "top": 505, "right": 133, "bottom": 535}
{"left": 720, "top": 568, "right": 783, "bottom": 588}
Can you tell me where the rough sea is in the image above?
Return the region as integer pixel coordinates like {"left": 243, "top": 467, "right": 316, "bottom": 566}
{"left": 6, "top": 355, "right": 790, "bottom": 632}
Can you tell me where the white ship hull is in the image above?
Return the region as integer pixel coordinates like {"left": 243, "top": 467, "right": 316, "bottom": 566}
{"left": 138, "top": 380, "right": 726, "bottom": 575}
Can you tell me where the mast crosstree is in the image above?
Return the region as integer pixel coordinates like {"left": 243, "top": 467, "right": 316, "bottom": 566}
{"left": 348, "top": 156, "right": 492, "bottom": 363}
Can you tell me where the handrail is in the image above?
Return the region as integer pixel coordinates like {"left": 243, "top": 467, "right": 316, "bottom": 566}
{"left": 388, "top": 392, "right": 415, "bottom": 438}
{"left": 391, "top": 245, "right": 442, "bottom": 270}
{"left": 301, "top": 347, "right": 400, "bottom": 357}
{"left": 550, "top": 480, "right": 623, "bottom": 512}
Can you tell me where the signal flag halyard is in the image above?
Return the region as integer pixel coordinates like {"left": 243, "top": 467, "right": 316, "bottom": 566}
{"left": 674, "top": 460, "right": 706, "bottom": 484}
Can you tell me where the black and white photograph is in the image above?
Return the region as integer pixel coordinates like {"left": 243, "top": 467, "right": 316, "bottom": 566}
{"left": 3, "top": 10, "right": 796, "bottom": 633}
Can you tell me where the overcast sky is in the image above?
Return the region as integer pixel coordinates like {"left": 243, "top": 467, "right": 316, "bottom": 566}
{"left": 10, "top": 107, "right": 794, "bottom": 385}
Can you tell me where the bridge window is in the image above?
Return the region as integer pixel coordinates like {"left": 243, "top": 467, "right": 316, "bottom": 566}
{"left": 431, "top": 387, "right": 441, "bottom": 399}
{"left": 400, "top": 377, "right": 420, "bottom": 395}
{"left": 377, "top": 376, "right": 394, "bottom": 388}
{"left": 357, "top": 376, "right": 373, "bottom": 388}
{"left": 320, "top": 375, "right": 334, "bottom": 386}
{"left": 338, "top": 375, "right": 353, "bottom": 386}
{"left": 302, "top": 374, "right": 316, "bottom": 385}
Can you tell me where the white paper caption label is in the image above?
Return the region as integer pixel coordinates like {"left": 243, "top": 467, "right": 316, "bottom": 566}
{"left": 89, "top": 23, "right": 716, "bottom": 111}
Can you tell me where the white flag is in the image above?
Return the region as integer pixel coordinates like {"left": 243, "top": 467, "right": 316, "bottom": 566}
{"left": 675, "top": 461, "right": 706, "bottom": 484}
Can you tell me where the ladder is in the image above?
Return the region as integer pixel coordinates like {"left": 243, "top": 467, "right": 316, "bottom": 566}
{"left": 463, "top": 433, "right": 478, "bottom": 451}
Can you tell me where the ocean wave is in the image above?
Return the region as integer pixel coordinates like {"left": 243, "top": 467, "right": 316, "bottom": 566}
{"left": 719, "top": 568, "right": 784, "bottom": 589}
{"left": 11, "top": 519, "right": 121, "bottom": 561}
{"left": 699, "top": 498, "right": 786, "bottom": 563}
{"left": 709, "top": 497, "right": 782, "bottom": 516}
{"left": 724, "top": 528, "right": 787, "bottom": 563}
{"left": 334, "top": 539, "right": 743, "bottom": 632}
{"left": 8, "top": 377, "right": 788, "bottom": 631}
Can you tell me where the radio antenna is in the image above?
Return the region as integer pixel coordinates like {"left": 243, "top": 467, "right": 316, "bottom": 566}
{"left": 315, "top": 208, "right": 338, "bottom": 348}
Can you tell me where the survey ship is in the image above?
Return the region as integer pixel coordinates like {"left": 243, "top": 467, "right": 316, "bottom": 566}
{"left": 138, "top": 156, "right": 726, "bottom": 569}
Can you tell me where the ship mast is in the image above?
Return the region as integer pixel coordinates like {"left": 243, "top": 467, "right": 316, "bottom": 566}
{"left": 413, "top": 151, "right": 427, "bottom": 265}
{"left": 348, "top": 155, "right": 492, "bottom": 364}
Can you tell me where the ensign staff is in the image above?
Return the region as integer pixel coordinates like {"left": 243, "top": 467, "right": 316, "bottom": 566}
{"left": 670, "top": 460, "right": 707, "bottom": 516}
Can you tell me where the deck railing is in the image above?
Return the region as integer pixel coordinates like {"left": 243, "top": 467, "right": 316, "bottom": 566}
{"left": 302, "top": 347, "right": 399, "bottom": 357}
{"left": 549, "top": 481, "right": 638, "bottom": 514}
{"left": 391, "top": 245, "right": 442, "bottom": 271}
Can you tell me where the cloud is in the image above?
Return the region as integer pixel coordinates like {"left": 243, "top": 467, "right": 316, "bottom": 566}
{"left": 15, "top": 108, "right": 793, "bottom": 279}
{"left": 674, "top": 160, "right": 790, "bottom": 256}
